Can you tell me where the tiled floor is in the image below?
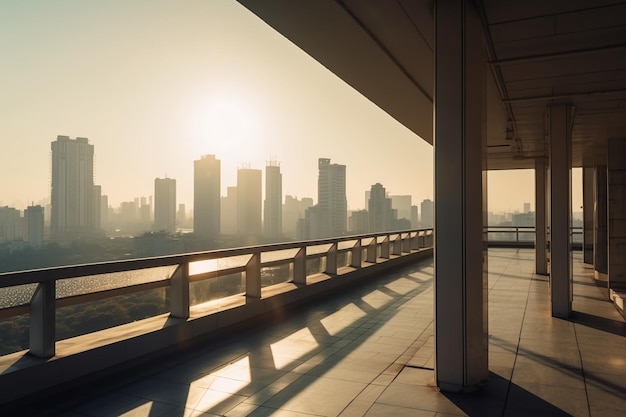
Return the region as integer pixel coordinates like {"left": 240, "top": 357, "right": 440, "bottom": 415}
{"left": 31, "top": 249, "right": 626, "bottom": 416}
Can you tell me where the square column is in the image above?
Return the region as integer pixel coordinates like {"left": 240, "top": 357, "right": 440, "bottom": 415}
{"left": 434, "top": 0, "right": 488, "bottom": 392}
{"left": 583, "top": 167, "right": 594, "bottom": 264}
{"left": 549, "top": 104, "right": 573, "bottom": 318}
{"left": 594, "top": 165, "right": 608, "bottom": 281}
{"left": 535, "top": 158, "right": 548, "bottom": 275}
{"left": 608, "top": 138, "right": 626, "bottom": 288}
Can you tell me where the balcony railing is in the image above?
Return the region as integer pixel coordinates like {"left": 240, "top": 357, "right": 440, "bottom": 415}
{"left": 486, "top": 225, "right": 583, "bottom": 247}
{"left": 0, "top": 229, "right": 433, "bottom": 359}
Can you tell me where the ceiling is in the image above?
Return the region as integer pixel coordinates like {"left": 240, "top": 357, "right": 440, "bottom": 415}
{"left": 237, "top": 0, "right": 626, "bottom": 169}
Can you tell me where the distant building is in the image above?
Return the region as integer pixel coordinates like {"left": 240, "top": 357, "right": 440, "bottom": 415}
{"left": 50, "top": 136, "right": 100, "bottom": 240}
{"left": 411, "top": 205, "right": 419, "bottom": 228}
{"left": 264, "top": 162, "right": 282, "bottom": 239}
{"left": 0, "top": 206, "right": 21, "bottom": 242}
{"left": 512, "top": 211, "right": 535, "bottom": 227}
{"left": 154, "top": 178, "right": 176, "bottom": 233}
{"left": 368, "top": 183, "right": 394, "bottom": 232}
{"left": 220, "top": 186, "right": 238, "bottom": 235}
{"left": 100, "top": 195, "right": 109, "bottom": 232}
{"left": 177, "top": 204, "right": 187, "bottom": 229}
{"left": 523, "top": 202, "right": 531, "bottom": 213}
{"left": 282, "top": 195, "right": 313, "bottom": 239}
{"left": 391, "top": 195, "right": 412, "bottom": 223}
{"left": 298, "top": 205, "right": 324, "bottom": 240}
{"left": 237, "top": 168, "right": 262, "bottom": 236}
{"left": 24, "top": 205, "right": 44, "bottom": 247}
{"left": 194, "top": 155, "right": 221, "bottom": 238}
{"left": 349, "top": 210, "right": 369, "bottom": 234}
{"left": 420, "top": 198, "right": 433, "bottom": 228}
{"left": 317, "top": 158, "right": 347, "bottom": 238}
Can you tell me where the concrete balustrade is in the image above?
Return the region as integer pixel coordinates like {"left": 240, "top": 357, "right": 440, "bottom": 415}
{"left": 0, "top": 229, "right": 433, "bottom": 407}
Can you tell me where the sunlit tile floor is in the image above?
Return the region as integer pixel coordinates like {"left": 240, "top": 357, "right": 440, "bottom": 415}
{"left": 29, "top": 249, "right": 626, "bottom": 416}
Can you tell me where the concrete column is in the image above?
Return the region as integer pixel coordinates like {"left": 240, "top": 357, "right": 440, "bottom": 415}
{"left": 30, "top": 280, "right": 56, "bottom": 358}
{"left": 535, "top": 158, "right": 548, "bottom": 275}
{"left": 607, "top": 138, "right": 626, "bottom": 288}
{"left": 549, "top": 104, "right": 573, "bottom": 318}
{"left": 594, "top": 166, "right": 608, "bottom": 281}
{"left": 583, "top": 167, "right": 594, "bottom": 264}
{"left": 434, "top": 0, "right": 488, "bottom": 392}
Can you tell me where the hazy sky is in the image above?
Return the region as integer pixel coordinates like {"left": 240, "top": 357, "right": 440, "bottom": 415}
{"left": 0, "top": 0, "right": 579, "bottom": 214}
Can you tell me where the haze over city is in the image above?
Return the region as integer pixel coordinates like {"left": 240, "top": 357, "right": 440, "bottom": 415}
{"left": 0, "top": 0, "right": 581, "bottom": 213}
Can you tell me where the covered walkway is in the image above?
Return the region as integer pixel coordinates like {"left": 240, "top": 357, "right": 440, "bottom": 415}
{"left": 26, "top": 249, "right": 626, "bottom": 416}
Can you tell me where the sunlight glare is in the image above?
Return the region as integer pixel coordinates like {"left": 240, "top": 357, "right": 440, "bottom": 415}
{"left": 190, "top": 96, "right": 260, "bottom": 162}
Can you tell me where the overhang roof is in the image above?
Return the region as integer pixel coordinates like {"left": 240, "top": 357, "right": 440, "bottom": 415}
{"left": 237, "top": 0, "right": 626, "bottom": 169}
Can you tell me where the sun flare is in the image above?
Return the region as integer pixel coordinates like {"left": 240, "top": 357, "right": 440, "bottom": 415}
{"left": 190, "top": 96, "right": 259, "bottom": 162}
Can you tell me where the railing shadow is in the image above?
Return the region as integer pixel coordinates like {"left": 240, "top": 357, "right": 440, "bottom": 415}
{"left": 29, "top": 258, "right": 434, "bottom": 416}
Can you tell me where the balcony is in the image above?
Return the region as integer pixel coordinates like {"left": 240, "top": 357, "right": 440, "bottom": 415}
{"left": 0, "top": 230, "right": 433, "bottom": 408}
{"left": 2, "top": 231, "right": 626, "bottom": 416}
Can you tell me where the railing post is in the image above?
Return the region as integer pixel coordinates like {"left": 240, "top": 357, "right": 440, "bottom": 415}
{"left": 293, "top": 247, "right": 306, "bottom": 285}
{"left": 170, "top": 263, "right": 190, "bottom": 319}
{"left": 516, "top": 227, "right": 520, "bottom": 243}
{"left": 419, "top": 231, "right": 425, "bottom": 248}
{"left": 246, "top": 252, "right": 262, "bottom": 298}
{"left": 325, "top": 243, "right": 337, "bottom": 275}
{"left": 367, "top": 237, "right": 377, "bottom": 263}
{"left": 30, "top": 280, "right": 56, "bottom": 358}
{"left": 351, "top": 240, "right": 362, "bottom": 268}
{"left": 402, "top": 233, "right": 411, "bottom": 253}
{"left": 411, "top": 231, "right": 420, "bottom": 250}
{"left": 381, "top": 236, "right": 390, "bottom": 259}
{"left": 392, "top": 234, "right": 402, "bottom": 256}
{"left": 426, "top": 230, "right": 433, "bottom": 247}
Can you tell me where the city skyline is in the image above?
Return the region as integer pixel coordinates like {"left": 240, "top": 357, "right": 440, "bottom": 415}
{"left": 0, "top": 0, "right": 579, "bottom": 216}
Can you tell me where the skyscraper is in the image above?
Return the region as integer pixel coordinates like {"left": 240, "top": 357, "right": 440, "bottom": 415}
{"left": 194, "top": 155, "right": 221, "bottom": 238}
{"left": 368, "top": 183, "right": 393, "bottom": 232}
{"left": 264, "top": 161, "right": 282, "bottom": 239}
{"left": 221, "top": 186, "right": 238, "bottom": 235}
{"left": 282, "top": 195, "right": 313, "bottom": 238}
{"left": 237, "top": 168, "right": 262, "bottom": 236}
{"left": 24, "top": 204, "right": 44, "bottom": 247}
{"left": 391, "top": 195, "right": 412, "bottom": 222}
{"left": 50, "top": 136, "right": 99, "bottom": 240}
{"left": 154, "top": 177, "right": 176, "bottom": 233}
{"left": 420, "top": 198, "right": 433, "bottom": 228}
{"left": 317, "top": 158, "right": 347, "bottom": 238}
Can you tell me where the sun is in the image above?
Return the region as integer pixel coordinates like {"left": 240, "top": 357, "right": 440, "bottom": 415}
{"left": 189, "top": 96, "right": 259, "bottom": 162}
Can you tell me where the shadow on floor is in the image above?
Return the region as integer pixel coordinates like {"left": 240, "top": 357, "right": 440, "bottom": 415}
{"left": 442, "top": 372, "right": 572, "bottom": 417}
{"left": 569, "top": 310, "right": 626, "bottom": 337}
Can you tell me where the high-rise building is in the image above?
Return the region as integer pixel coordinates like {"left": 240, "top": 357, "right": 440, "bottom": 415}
{"left": 221, "top": 186, "right": 238, "bottom": 235}
{"left": 264, "top": 162, "right": 282, "bottom": 239}
{"left": 194, "top": 155, "right": 220, "bottom": 238}
{"left": 349, "top": 210, "right": 369, "bottom": 234}
{"left": 282, "top": 195, "right": 313, "bottom": 239}
{"left": 24, "top": 205, "right": 44, "bottom": 247}
{"left": 237, "top": 168, "right": 262, "bottom": 236}
{"left": 523, "top": 202, "right": 531, "bottom": 213}
{"left": 154, "top": 178, "right": 176, "bottom": 233}
{"left": 368, "top": 183, "right": 393, "bottom": 232}
{"left": 411, "top": 205, "right": 419, "bottom": 228}
{"left": 317, "top": 158, "right": 347, "bottom": 238}
{"left": 50, "top": 136, "right": 99, "bottom": 240}
{"left": 0, "top": 206, "right": 21, "bottom": 242}
{"left": 391, "top": 195, "right": 412, "bottom": 222}
{"left": 420, "top": 198, "right": 434, "bottom": 228}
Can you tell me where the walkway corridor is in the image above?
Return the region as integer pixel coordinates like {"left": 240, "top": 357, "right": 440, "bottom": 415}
{"left": 28, "top": 249, "right": 626, "bottom": 416}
